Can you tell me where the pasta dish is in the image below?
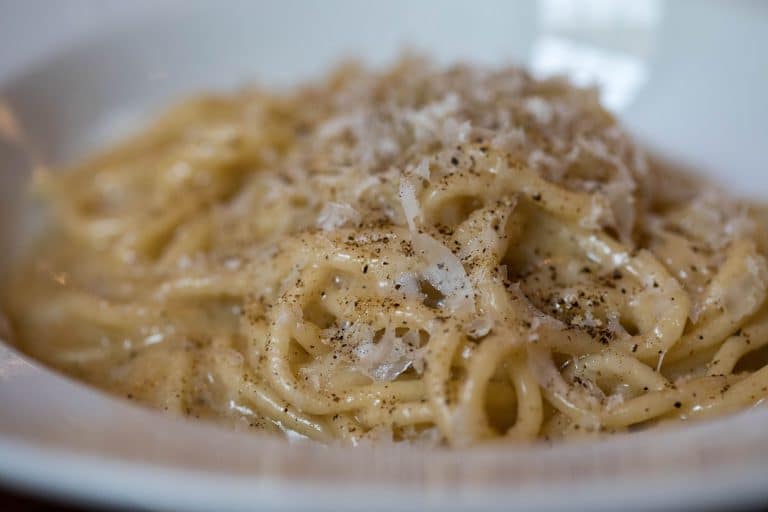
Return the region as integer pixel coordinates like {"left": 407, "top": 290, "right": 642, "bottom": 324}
{"left": 4, "top": 58, "right": 768, "bottom": 446}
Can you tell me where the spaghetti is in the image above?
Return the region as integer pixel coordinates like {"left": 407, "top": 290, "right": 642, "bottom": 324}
{"left": 4, "top": 58, "right": 768, "bottom": 446}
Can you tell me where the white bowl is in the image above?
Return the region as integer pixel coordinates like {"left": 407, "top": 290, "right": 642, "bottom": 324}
{"left": 1, "top": 1, "right": 767, "bottom": 510}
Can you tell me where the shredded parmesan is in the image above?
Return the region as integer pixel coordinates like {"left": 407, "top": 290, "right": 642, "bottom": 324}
{"left": 316, "top": 202, "right": 362, "bottom": 231}
{"left": 523, "top": 96, "right": 554, "bottom": 125}
{"left": 352, "top": 327, "right": 413, "bottom": 381}
{"left": 412, "top": 232, "right": 475, "bottom": 314}
{"left": 412, "top": 158, "right": 431, "bottom": 181}
{"left": 466, "top": 315, "right": 494, "bottom": 338}
{"left": 398, "top": 177, "right": 421, "bottom": 232}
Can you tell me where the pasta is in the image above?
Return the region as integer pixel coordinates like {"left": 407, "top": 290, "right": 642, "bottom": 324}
{"left": 4, "top": 57, "right": 768, "bottom": 446}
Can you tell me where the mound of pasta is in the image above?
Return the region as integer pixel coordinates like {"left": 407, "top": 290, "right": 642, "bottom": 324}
{"left": 5, "top": 58, "right": 768, "bottom": 446}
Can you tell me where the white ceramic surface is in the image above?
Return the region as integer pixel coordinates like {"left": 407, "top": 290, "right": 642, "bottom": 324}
{"left": 0, "top": 1, "right": 767, "bottom": 510}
